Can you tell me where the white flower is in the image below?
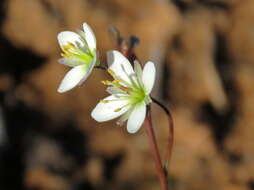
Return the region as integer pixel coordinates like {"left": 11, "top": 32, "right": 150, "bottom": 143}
{"left": 91, "top": 51, "right": 156, "bottom": 133}
{"left": 57, "top": 23, "right": 97, "bottom": 93}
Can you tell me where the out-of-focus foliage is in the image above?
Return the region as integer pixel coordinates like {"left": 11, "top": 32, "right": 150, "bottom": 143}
{"left": 0, "top": 0, "right": 254, "bottom": 189}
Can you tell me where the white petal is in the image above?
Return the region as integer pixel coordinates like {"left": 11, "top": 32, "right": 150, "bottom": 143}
{"left": 78, "top": 57, "right": 96, "bottom": 86}
{"left": 134, "top": 61, "right": 143, "bottom": 86}
{"left": 134, "top": 61, "right": 143, "bottom": 79}
{"left": 83, "top": 23, "right": 96, "bottom": 50}
{"left": 142, "top": 61, "right": 156, "bottom": 94}
{"left": 58, "top": 58, "right": 84, "bottom": 67}
{"left": 127, "top": 102, "right": 146, "bottom": 133}
{"left": 57, "top": 65, "right": 88, "bottom": 93}
{"left": 91, "top": 95, "right": 130, "bottom": 122}
{"left": 107, "top": 50, "right": 135, "bottom": 85}
{"left": 57, "top": 31, "right": 83, "bottom": 47}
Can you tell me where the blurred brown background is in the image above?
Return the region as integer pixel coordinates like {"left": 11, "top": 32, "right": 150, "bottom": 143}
{"left": 0, "top": 0, "right": 254, "bottom": 189}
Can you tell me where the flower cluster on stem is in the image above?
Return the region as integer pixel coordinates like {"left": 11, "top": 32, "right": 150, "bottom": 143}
{"left": 56, "top": 23, "right": 173, "bottom": 190}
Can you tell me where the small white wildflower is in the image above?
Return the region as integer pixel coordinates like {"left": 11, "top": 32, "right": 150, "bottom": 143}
{"left": 57, "top": 23, "right": 97, "bottom": 93}
{"left": 91, "top": 50, "right": 156, "bottom": 133}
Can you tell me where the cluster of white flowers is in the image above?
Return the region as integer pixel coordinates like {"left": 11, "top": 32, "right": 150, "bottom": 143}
{"left": 57, "top": 23, "right": 156, "bottom": 133}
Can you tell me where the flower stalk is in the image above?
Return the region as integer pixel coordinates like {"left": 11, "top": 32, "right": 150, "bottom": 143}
{"left": 57, "top": 24, "right": 174, "bottom": 190}
{"left": 144, "top": 105, "right": 168, "bottom": 190}
{"left": 113, "top": 33, "right": 174, "bottom": 189}
{"left": 151, "top": 97, "right": 174, "bottom": 168}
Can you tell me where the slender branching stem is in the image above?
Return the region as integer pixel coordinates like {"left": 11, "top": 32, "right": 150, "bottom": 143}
{"left": 144, "top": 105, "right": 168, "bottom": 190}
{"left": 151, "top": 97, "right": 170, "bottom": 115}
{"left": 95, "top": 47, "right": 174, "bottom": 189}
{"left": 151, "top": 97, "right": 174, "bottom": 171}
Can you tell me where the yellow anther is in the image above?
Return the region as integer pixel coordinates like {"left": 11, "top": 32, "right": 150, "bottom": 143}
{"left": 101, "top": 80, "right": 112, "bottom": 85}
{"left": 61, "top": 42, "right": 77, "bottom": 58}
{"left": 62, "top": 44, "right": 73, "bottom": 51}
{"left": 107, "top": 69, "right": 116, "bottom": 77}
{"left": 65, "top": 42, "right": 75, "bottom": 49}
{"left": 112, "top": 80, "right": 119, "bottom": 85}
{"left": 114, "top": 79, "right": 123, "bottom": 83}
{"left": 114, "top": 108, "right": 122, "bottom": 112}
{"left": 100, "top": 100, "right": 110, "bottom": 103}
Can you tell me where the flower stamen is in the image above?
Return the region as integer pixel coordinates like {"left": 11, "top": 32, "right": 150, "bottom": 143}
{"left": 107, "top": 69, "right": 116, "bottom": 77}
{"left": 102, "top": 79, "right": 132, "bottom": 93}
{"left": 61, "top": 42, "right": 77, "bottom": 58}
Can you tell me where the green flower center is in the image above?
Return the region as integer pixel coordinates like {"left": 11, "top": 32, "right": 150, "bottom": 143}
{"left": 101, "top": 69, "right": 151, "bottom": 112}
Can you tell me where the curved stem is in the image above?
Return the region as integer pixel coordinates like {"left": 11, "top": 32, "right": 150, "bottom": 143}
{"left": 144, "top": 105, "right": 168, "bottom": 190}
{"left": 151, "top": 97, "right": 174, "bottom": 172}
{"left": 151, "top": 97, "right": 170, "bottom": 115}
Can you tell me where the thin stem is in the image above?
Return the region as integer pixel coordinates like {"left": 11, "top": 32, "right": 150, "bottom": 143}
{"left": 144, "top": 105, "right": 168, "bottom": 190}
{"left": 151, "top": 97, "right": 174, "bottom": 173}
{"left": 151, "top": 97, "right": 170, "bottom": 115}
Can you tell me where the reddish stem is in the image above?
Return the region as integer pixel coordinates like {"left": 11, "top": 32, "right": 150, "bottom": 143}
{"left": 164, "top": 110, "right": 174, "bottom": 172}
{"left": 151, "top": 97, "right": 174, "bottom": 170}
{"left": 112, "top": 32, "right": 173, "bottom": 189}
{"left": 144, "top": 106, "right": 168, "bottom": 190}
